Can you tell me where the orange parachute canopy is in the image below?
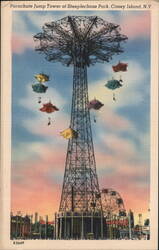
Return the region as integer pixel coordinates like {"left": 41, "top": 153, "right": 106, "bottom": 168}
{"left": 112, "top": 61, "right": 128, "bottom": 72}
{"left": 39, "top": 102, "right": 59, "bottom": 113}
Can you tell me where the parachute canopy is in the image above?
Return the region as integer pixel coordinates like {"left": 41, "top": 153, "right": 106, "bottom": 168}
{"left": 60, "top": 128, "right": 78, "bottom": 139}
{"left": 112, "top": 62, "right": 128, "bottom": 72}
{"left": 34, "top": 73, "right": 50, "bottom": 83}
{"left": 32, "top": 83, "right": 48, "bottom": 93}
{"left": 88, "top": 99, "right": 104, "bottom": 110}
{"left": 105, "top": 79, "right": 123, "bottom": 90}
{"left": 39, "top": 102, "right": 59, "bottom": 113}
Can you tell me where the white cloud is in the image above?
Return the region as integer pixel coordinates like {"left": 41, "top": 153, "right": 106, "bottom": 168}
{"left": 26, "top": 11, "right": 117, "bottom": 31}
{"left": 137, "top": 132, "right": 150, "bottom": 161}
{"left": 89, "top": 59, "right": 150, "bottom": 162}
{"left": 13, "top": 12, "right": 31, "bottom": 36}
{"left": 26, "top": 12, "right": 57, "bottom": 30}
{"left": 19, "top": 83, "right": 66, "bottom": 110}
{"left": 18, "top": 82, "right": 70, "bottom": 138}
{"left": 102, "top": 133, "right": 138, "bottom": 158}
{"left": 13, "top": 11, "right": 117, "bottom": 36}
{"left": 89, "top": 60, "right": 149, "bottom": 110}
{"left": 83, "top": 11, "right": 116, "bottom": 23}
{"left": 12, "top": 142, "right": 35, "bottom": 162}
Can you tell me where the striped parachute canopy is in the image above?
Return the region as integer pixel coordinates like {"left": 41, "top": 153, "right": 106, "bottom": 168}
{"left": 112, "top": 62, "right": 128, "bottom": 72}
{"left": 88, "top": 99, "right": 104, "bottom": 110}
{"left": 60, "top": 128, "right": 78, "bottom": 139}
{"left": 32, "top": 83, "right": 48, "bottom": 93}
{"left": 34, "top": 73, "right": 49, "bottom": 83}
{"left": 105, "top": 79, "right": 123, "bottom": 90}
{"left": 39, "top": 102, "right": 59, "bottom": 113}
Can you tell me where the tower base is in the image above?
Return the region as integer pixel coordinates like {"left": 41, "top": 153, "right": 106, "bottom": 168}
{"left": 55, "top": 211, "right": 107, "bottom": 239}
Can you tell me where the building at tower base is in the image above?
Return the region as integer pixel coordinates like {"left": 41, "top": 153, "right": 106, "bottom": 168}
{"left": 55, "top": 211, "right": 107, "bottom": 239}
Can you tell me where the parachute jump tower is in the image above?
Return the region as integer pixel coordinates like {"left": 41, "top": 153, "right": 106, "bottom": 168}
{"left": 34, "top": 16, "right": 127, "bottom": 239}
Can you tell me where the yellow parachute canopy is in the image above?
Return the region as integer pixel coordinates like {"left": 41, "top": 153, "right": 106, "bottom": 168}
{"left": 60, "top": 128, "right": 78, "bottom": 139}
{"left": 34, "top": 74, "right": 49, "bottom": 83}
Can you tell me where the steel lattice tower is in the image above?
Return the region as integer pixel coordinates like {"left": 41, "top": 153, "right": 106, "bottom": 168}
{"left": 34, "top": 16, "right": 127, "bottom": 239}
{"left": 59, "top": 64, "right": 102, "bottom": 212}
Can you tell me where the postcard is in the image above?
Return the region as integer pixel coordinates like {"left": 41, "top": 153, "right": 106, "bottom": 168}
{"left": 0, "top": 0, "right": 158, "bottom": 249}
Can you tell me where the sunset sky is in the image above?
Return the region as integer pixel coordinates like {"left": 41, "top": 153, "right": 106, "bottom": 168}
{"left": 11, "top": 10, "right": 150, "bottom": 223}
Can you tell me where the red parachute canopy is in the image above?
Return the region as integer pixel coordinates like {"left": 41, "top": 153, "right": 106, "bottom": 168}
{"left": 112, "top": 61, "right": 128, "bottom": 72}
{"left": 39, "top": 102, "right": 59, "bottom": 113}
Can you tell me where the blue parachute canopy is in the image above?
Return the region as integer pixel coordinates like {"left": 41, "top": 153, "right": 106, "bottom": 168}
{"left": 105, "top": 79, "right": 123, "bottom": 90}
{"left": 32, "top": 83, "right": 48, "bottom": 93}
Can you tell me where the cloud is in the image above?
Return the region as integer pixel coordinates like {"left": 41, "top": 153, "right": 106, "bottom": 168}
{"left": 89, "top": 59, "right": 149, "bottom": 110}
{"left": 97, "top": 148, "right": 149, "bottom": 215}
{"left": 26, "top": 12, "right": 58, "bottom": 29}
{"left": 12, "top": 34, "right": 34, "bottom": 54}
{"left": 12, "top": 11, "right": 150, "bottom": 55}
{"left": 12, "top": 94, "right": 149, "bottom": 219}
{"left": 100, "top": 173, "right": 149, "bottom": 213}
{"left": 11, "top": 135, "right": 149, "bottom": 219}
{"left": 88, "top": 59, "right": 149, "bottom": 163}
{"left": 12, "top": 11, "right": 115, "bottom": 54}
{"left": 95, "top": 137, "right": 149, "bottom": 175}
{"left": 11, "top": 140, "right": 149, "bottom": 219}
{"left": 11, "top": 180, "right": 61, "bottom": 218}
{"left": 18, "top": 84, "right": 70, "bottom": 138}
{"left": 95, "top": 105, "right": 134, "bottom": 133}
{"left": 121, "top": 12, "right": 150, "bottom": 39}
{"left": 13, "top": 12, "right": 30, "bottom": 35}
{"left": 88, "top": 59, "right": 150, "bottom": 167}
{"left": 11, "top": 140, "right": 67, "bottom": 218}
{"left": 12, "top": 12, "right": 35, "bottom": 54}
{"left": 12, "top": 141, "right": 66, "bottom": 166}
{"left": 19, "top": 83, "right": 67, "bottom": 110}
{"left": 24, "top": 11, "right": 117, "bottom": 31}
{"left": 101, "top": 134, "right": 137, "bottom": 158}
{"left": 12, "top": 12, "right": 56, "bottom": 54}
